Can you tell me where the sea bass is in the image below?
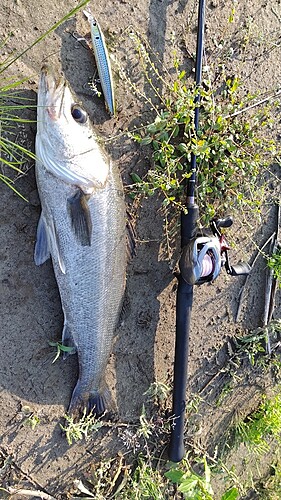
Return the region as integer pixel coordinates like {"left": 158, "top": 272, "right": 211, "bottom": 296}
{"left": 35, "top": 65, "right": 126, "bottom": 417}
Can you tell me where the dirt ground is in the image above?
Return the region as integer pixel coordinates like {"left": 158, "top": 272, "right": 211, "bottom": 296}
{"left": 0, "top": 0, "right": 280, "bottom": 498}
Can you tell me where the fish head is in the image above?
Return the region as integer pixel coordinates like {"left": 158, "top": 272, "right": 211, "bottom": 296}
{"left": 36, "top": 65, "right": 109, "bottom": 190}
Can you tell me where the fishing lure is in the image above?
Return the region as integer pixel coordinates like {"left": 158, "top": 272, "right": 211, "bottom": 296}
{"left": 84, "top": 10, "right": 115, "bottom": 115}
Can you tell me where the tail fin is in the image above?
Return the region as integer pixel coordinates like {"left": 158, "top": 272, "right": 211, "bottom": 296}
{"left": 67, "top": 380, "right": 111, "bottom": 420}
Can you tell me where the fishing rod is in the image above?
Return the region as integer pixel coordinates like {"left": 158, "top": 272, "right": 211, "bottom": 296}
{"left": 168, "top": 0, "right": 251, "bottom": 463}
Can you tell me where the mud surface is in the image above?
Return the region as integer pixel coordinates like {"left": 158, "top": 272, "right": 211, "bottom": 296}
{"left": 0, "top": 0, "right": 280, "bottom": 497}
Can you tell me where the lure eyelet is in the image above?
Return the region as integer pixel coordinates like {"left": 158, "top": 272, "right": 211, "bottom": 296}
{"left": 71, "top": 104, "right": 87, "bottom": 124}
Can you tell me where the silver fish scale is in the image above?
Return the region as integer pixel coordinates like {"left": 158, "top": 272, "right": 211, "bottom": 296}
{"left": 36, "top": 160, "right": 126, "bottom": 411}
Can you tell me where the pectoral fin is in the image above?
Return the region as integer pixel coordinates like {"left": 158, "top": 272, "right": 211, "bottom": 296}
{"left": 34, "top": 213, "right": 50, "bottom": 265}
{"left": 67, "top": 190, "right": 92, "bottom": 246}
{"left": 34, "top": 212, "right": 65, "bottom": 274}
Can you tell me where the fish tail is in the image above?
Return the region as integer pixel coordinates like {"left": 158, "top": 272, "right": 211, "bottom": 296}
{"left": 67, "top": 381, "right": 111, "bottom": 420}
{"left": 88, "top": 392, "right": 108, "bottom": 416}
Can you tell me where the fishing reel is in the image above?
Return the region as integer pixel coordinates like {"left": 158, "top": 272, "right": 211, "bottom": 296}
{"left": 180, "top": 216, "right": 251, "bottom": 286}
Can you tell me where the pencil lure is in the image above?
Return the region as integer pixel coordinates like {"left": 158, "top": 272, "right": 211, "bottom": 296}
{"left": 84, "top": 10, "right": 115, "bottom": 116}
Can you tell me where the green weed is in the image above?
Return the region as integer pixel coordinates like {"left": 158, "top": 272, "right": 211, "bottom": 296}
{"left": 73, "top": 456, "right": 127, "bottom": 500}
{"left": 186, "top": 393, "right": 203, "bottom": 416}
{"left": 137, "top": 404, "right": 154, "bottom": 440}
{"left": 125, "top": 457, "right": 168, "bottom": 500}
{"left": 23, "top": 414, "right": 40, "bottom": 430}
{"left": 235, "top": 391, "right": 281, "bottom": 455}
{"left": 235, "top": 330, "right": 266, "bottom": 366}
{"left": 73, "top": 456, "right": 168, "bottom": 500}
{"left": 0, "top": 84, "right": 35, "bottom": 200}
{"left": 216, "top": 381, "right": 234, "bottom": 408}
{"left": 61, "top": 410, "right": 104, "bottom": 445}
{"left": 21, "top": 406, "right": 40, "bottom": 430}
{"left": 235, "top": 320, "right": 281, "bottom": 367}
{"left": 49, "top": 340, "right": 75, "bottom": 363}
{"left": 124, "top": 30, "right": 279, "bottom": 226}
{"left": 166, "top": 457, "right": 239, "bottom": 500}
{"left": 143, "top": 381, "right": 171, "bottom": 405}
{"left": 268, "top": 246, "right": 281, "bottom": 287}
{"left": 130, "top": 75, "right": 277, "bottom": 225}
{"left": 72, "top": 454, "right": 239, "bottom": 500}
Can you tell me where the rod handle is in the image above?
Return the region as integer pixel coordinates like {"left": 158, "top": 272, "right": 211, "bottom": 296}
{"left": 168, "top": 278, "right": 193, "bottom": 462}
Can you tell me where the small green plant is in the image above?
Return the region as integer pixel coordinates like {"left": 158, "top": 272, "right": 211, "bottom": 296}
{"left": 49, "top": 340, "right": 75, "bottom": 363}
{"left": 235, "top": 391, "right": 281, "bottom": 455}
{"left": 216, "top": 381, "right": 234, "bottom": 408}
{"left": 137, "top": 404, "right": 154, "bottom": 440}
{"left": 61, "top": 410, "right": 104, "bottom": 445}
{"left": 126, "top": 457, "right": 167, "bottom": 500}
{"left": 235, "top": 330, "right": 266, "bottom": 366}
{"left": 21, "top": 406, "right": 40, "bottom": 430}
{"left": 235, "top": 320, "right": 281, "bottom": 366}
{"left": 166, "top": 457, "right": 239, "bottom": 500}
{"left": 73, "top": 456, "right": 126, "bottom": 500}
{"left": 74, "top": 456, "right": 168, "bottom": 500}
{"left": 268, "top": 246, "right": 281, "bottom": 287}
{"left": 23, "top": 414, "right": 40, "bottom": 430}
{"left": 185, "top": 394, "right": 203, "bottom": 416}
{"left": 0, "top": 84, "right": 35, "bottom": 199}
{"left": 143, "top": 381, "right": 171, "bottom": 404}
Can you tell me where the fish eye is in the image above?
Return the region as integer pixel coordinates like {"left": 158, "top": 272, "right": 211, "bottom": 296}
{"left": 71, "top": 104, "right": 87, "bottom": 124}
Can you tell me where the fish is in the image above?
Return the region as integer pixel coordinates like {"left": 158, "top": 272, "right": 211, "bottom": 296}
{"left": 34, "top": 65, "right": 126, "bottom": 418}
{"left": 84, "top": 10, "right": 116, "bottom": 116}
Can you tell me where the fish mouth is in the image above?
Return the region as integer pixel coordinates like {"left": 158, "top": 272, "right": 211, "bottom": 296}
{"left": 39, "top": 64, "right": 67, "bottom": 120}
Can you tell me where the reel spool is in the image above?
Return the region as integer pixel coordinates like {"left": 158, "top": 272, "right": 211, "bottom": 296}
{"left": 179, "top": 216, "right": 251, "bottom": 286}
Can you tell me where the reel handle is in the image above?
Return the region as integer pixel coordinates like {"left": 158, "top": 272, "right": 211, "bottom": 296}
{"left": 211, "top": 216, "right": 251, "bottom": 277}
{"left": 215, "top": 216, "right": 233, "bottom": 229}
{"left": 226, "top": 261, "right": 251, "bottom": 276}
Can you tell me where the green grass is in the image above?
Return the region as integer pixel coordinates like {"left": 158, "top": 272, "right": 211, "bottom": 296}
{"left": 72, "top": 453, "right": 240, "bottom": 500}
{"left": 235, "top": 391, "right": 281, "bottom": 456}
{"left": 0, "top": 82, "right": 36, "bottom": 199}
{"left": 48, "top": 340, "right": 75, "bottom": 363}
